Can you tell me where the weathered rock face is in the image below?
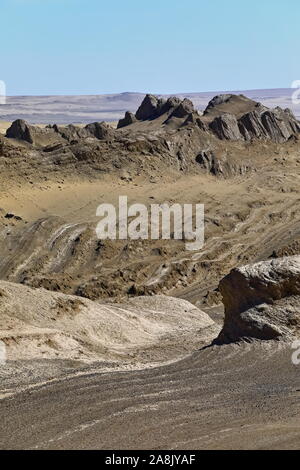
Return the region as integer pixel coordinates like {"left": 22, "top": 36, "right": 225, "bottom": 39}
{"left": 170, "top": 98, "right": 194, "bottom": 118}
{"left": 195, "top": 150, "right": 251, "bottom": 177}
{"left": 6, "top": 119, "right": 34, "bottom": 143}
{"left": 216, "top": 256, "right": 300, "bottom": 344}
{"left": 117, "top": 92, "right": 300, "bottom": 142}
{"left": 160, "top": 96, "right": 181, "bottom": 114}
{"left": 203, "top": 94, "right": 300, "bottom": 143}
{"left": 6, "top": 120, "right": 115, "bottom": 146}
{"left": 135, "top": 94, "right": 161, "bottom": 120}
{"left": 195, "top": 150, "right": 224, "bottom": 175}
{"left": 262, "top": 108, "right": 300, "bottom": 142}
{"left": 204, "top": 94, "right": 237, "bottom": 115}
{"left": 237, "top": 107, "right": 300, "bottom": 143}
{"left": 238, "top": 110, "right": 269, "bottom": 140}
{"left": 209, "top": 113, "right": 242, "bottom": 140}
{"left": 52, "top": 124, "right": 85, "bottom": 141}
{"left": 133, "top": 94, "right": 195, "bottom": 123}
{"left": 260, "top": 110, "right": 289, "bottom": 142}
{"left": 117, "top": 111, "right": 137, "bottom": 129}
{"left": 203, "top": 94, "right": 260, "bottom": 117}
{"left": 213, "top": 107, "right": 300, "bottom": 143}
{"left": 85, "top": 121, "right": 114, "bottom": 140}
{"left": 183, "top": 112, "right": 207, "bottom": 130}
{"left": 6, "top": 119, "right": 66, "bottom": 146}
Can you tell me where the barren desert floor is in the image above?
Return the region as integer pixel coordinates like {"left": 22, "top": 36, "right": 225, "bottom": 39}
{"left": 0, "top": 342, "right": 299, "bottom": 450}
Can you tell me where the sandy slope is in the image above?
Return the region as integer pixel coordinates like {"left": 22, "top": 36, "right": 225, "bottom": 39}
{"left": 0, "top": 122, "right": 11, "bottom": 135}
{"left": 0, "top": 341, "right": 298, "bottom": 450}
{"left": 0, "top": 153, "right": 299, "bottom": 305}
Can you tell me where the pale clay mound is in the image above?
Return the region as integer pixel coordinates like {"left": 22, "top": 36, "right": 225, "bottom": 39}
{"left": 0, "top": 280, "right": 219, "bottom": 365}
{"left": 217, "top": 255, "right": 300, "bottom": 343}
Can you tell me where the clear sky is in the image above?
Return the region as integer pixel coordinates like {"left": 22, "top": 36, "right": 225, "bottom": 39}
{"left": 1, "top": 0, "right": 299, "bottom": 95}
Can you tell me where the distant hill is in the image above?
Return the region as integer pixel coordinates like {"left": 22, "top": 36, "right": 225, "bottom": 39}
{"left": 0, "top": 88, "right": 299, "bottom": 124}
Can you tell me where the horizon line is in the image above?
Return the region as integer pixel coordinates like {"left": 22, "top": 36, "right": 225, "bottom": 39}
{"left": 4, "top": 86, "right": 295, "bottom": 99}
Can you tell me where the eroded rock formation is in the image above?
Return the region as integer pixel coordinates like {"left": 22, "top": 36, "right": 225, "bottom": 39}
{"left": 6, "top": 119, "right": 36, "bottom": 144}
{"left": 216, "top": 256, "right": 300, "bottom": 343}
{"left": 117, "top": 111, "right": 137, "bottom": 129}
{"left": 204, "top": 94, "right": 300, "bottom": 143}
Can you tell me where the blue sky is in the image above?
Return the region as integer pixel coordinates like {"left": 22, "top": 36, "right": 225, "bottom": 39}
{"left": 1, "top": 0, "right": 299, "bottom": 95}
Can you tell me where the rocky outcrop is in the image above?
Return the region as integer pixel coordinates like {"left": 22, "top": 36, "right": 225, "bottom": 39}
{"left": 117, "top": 92, "right": 300, "bottom": 142}
{"left": 6, "top": 94, "right": 300, "bottom": 147}
{"left": 205, "top": 95, "right": 300, "bottom": 143}
{"left": 195, "top": 150, "right": 224, "bottom": 175}
{"left": 6, "top": 119, "right": 115, "bottom": 146}
{"left": 261, "top": 108, "right": 300, "bottom": 143}
{"left": 135, "top": 94, "right": 163, "bottom": 120}
{"left": 202, "top": 94, "right": 300, "bottom": 143}
{"left": 160, "top": 96, "right": 182, "bottom": 114}
{"left": 131, "top": 94, "right": 195, "bottom": 124}
{"left": 183, "top": 112, "right": 207, "bottom": 130}
{"left": 196, "top": 150, "right": 251, "bottom": 177}
{"left": 169, "top": 98, "right": 194, "bottom": 118}
{"left": 261, "top": 110, "right": 289, "bottom": 142}
{"left": 204, "top": 94, "right": 237, "bottom": 115}
{"left": 237, "top": 107, "right": 300, "bottom": 143}
{"left": 203, "top": 94, "right": 261, "bottom": 117}
{"left": 85, "top": 121, "right": 114, "bottom": 140}
{"left": 216, "top": 256, "right": 300, "bottom": 343}
{"left": 117, "top": 111, "right": 137, "bottom": 129}
{"left": 51, "top": 122, "right": 114, "bottom": 142}
{"left": 6, "top": 119, "right": 34, "bottom": 143}
{"left": 51, "top": 124, "right": 85, "bottom": 141}
{"left": 6, "top": 120, "right": 66, "bottom": 146}
{"left": 238, "top": 110, "right": 269, "bottom": 140}
{"left": 209, "top": 113, "right": 242, "bottom": 140}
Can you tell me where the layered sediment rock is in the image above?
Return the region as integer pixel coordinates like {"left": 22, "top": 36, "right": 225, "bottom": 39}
{"left": 85, "top": 121, "right": 114, "bottom": 140}
{"left": 238, "top": 110, "right": 269, "bottom": 140}
{"left": 131, "top": 94, "right": 196, "bottom": 123}
{"left": 205, "top": 94, "right": 300, "bottom": 143}
{"left": 169, "top": 98, "right": 194, "bottom": 118}
{"left": 196, "top": 150, "right": 251, "bottom": 176}
{"left": 52, "top": 121, "right": 114, "bottom": 141}
{"left": 135, "top": 94, "right": 163, "bottom": 120}
{"left": 117, "top": 111, "right": 137, "bottom": 129}
{"left": 209, "top": 113, "right": 242, "bottom": 140}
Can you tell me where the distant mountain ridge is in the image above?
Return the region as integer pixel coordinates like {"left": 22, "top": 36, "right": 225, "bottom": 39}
{"left": 0, "top": 88, "right": 299, "bottom": 124}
